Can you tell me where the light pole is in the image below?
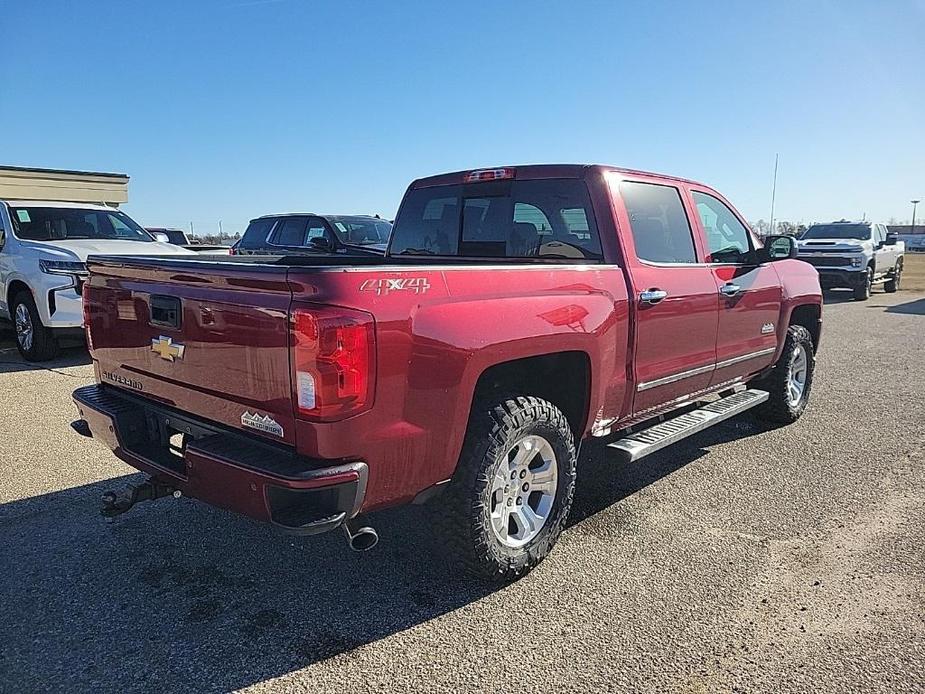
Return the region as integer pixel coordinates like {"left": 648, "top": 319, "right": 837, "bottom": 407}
{"left": 912, "top": 200, "right": 920, "bottom": 236}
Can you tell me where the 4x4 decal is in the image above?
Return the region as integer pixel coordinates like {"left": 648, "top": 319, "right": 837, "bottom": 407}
{"left": 360, "top": 277, "right": 430, "bottom": 296}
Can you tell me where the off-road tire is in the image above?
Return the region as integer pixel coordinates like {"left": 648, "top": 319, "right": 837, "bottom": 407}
{"left": 427, "top": 395, "right": 577, "bottom": 582}
{"left": 750, "top": 325, "right": 814, "bottom": 424}
{"left": 884, "top": 261, "right": 902, "bottom": 293}
{"left": 853, "top": 267, "right": 873, "bottom": 301}
{"left": 12, "top": 291, "right": 59, "bottom": 362}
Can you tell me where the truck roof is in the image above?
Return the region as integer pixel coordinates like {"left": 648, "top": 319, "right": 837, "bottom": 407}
{"left": 252, "top": 213, "right": 383, "bottom": 221}
{"left": 3, "top": 199, "right": 118, "bottom": 210}
{"left": 409, "top": 164, "right": 708, "bottom": 189}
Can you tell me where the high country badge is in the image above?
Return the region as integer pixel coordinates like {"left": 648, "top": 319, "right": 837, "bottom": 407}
{"left": 241, "top": 411, "right": 284, "bottom": 438}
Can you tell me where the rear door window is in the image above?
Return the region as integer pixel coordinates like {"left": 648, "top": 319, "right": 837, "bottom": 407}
{"left": 270, "top": 218, "right": 308, "bottom": 247}
{"left": 389, "top": 179, "right": 602, "bottom": 260}
{"left": 620, "top": 182, "right": 697, "bottom": 264}
{"left": 239, "top": 218, "right": 276, "bottom": 249}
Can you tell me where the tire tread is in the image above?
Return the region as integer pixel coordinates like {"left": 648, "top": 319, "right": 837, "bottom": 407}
{"left": 427, "top": 395, "right": 576, "bottom": 582}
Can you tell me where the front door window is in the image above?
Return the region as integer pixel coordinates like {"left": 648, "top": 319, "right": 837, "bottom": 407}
{"left": 691, "top": 191, "right": 753, "bottom": 264}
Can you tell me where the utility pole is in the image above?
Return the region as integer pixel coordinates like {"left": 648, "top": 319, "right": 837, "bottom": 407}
{"left": 768, "top": 153, "right": 779, "bottom": 236}
{"left": 219, "top": 220, "right": 224, "bottom": 238}
{"left": 912, "top": 200, "right": 920, "bottom": 236}
{"left": 189, "top": 221, "right": 194, "bottom": 236}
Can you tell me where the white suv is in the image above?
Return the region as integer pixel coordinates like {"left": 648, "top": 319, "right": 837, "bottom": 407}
{"left": 0, "top": 200, "right": 194, "bottom": 361}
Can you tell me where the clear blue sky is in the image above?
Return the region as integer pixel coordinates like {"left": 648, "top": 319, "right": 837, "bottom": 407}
{"left": 1, "top": 0, "right": 922, "bottom": 234}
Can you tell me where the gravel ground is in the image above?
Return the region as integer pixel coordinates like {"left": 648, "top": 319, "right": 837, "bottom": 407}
{"left": 1, "top": 289, "right": 923, "bottom": 693}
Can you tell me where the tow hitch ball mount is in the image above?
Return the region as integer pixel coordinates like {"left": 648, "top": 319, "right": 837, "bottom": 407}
{"left": 100, "top": 477, "right": 181, "bottom": 518}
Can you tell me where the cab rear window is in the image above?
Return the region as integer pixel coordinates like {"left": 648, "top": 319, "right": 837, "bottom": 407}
{"left": 389, "top": 179, "right": 603, "bottom": 260}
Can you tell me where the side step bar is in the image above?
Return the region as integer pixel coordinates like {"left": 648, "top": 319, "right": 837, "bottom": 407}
{"left": 607, "top": 389, "right": 769, "bottom": 462}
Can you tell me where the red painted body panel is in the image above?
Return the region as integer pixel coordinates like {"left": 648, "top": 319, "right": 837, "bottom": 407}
{"left": 78, "top": 164, "right": 822, "bottom": 525}
{"left": 288, "top": 265, "right": 630, "bottom": 509}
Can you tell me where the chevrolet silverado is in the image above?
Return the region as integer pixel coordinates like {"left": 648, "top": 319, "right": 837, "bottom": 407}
{"left": 71, "top": 165, "right": 822, "bottom": 581}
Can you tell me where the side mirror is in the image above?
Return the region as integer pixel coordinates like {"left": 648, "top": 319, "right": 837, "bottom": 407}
{"left": 308, "top": 236, "right": 335, "bottom": 252}
{"left": 152, "top": 232, "right": 170, "bottom": 243}
{"left": 760, "top": 235, "right": 798, "bottom": 262}
{"left": 885, "top": 232, "right": 898, "bottom": 246}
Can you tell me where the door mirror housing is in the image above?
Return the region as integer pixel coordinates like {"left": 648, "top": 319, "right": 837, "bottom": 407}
{"left": 885, "top": 232, "right": 899, "bottom": 246}
{"left": 151, "top": 232, "right": 170, "bottom": 244}
{"left": 759, "top": 235, "right": 798, "bottom": 262}
{"left": 308, "top": 236, "right": 335, "bottom": 253}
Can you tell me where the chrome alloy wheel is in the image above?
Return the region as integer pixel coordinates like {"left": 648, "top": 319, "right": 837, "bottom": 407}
{"left": 14, "top": 303, "right": 34, "bottom": 352}
{"left": 489, "top": 434, "right": 558, "bottom": 548}
{"left": 788, "top": 343, "right": 808, "bottom": 407}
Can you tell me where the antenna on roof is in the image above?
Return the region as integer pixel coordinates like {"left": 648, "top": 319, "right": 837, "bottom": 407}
{"left": 768, "top": 153, "right": 779, "bottom": 236}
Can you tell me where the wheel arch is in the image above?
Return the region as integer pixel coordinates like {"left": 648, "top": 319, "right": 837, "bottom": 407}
{"left": 788, "top": 303, "right": 821, "bottom": 353}
{"left": 471, "top": 351, "right": 593, "bottom": 438}
{"left": 6, "top": 279, "right": 32, "bottom": 316}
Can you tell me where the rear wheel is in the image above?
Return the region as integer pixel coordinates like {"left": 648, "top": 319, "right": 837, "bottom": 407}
{"left": 428, "top": 395, "right": 577, "bottom": 582}
{"left": 853, "top": 267, "right": 873, "bottom": 301}
{"left": 12, "top": 291, "right": 59, "bottom": 362}
{"left": 750, "top": 325, "right": 814, "bottom": 424}
{"left": 885, "top": 261, "right": 902, "bottom": 293}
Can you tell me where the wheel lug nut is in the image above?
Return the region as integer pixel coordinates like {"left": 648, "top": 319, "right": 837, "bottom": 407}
{"left": 510, "top": 471, "right": 517, "bottom": 480}
{"left": 516, "top": 497, "right": 523, "bottom": 505}
{"left": 506, "top": 498, "right": 513, "bottom": 507}
{"left": 522, "top": 483, "right": 529, "bottom": 492}
{"left": 519, "top": 470, "right": 527, "bottom": 479}
{"left": 504, "top": 485, "right": 510, "bottom": 494}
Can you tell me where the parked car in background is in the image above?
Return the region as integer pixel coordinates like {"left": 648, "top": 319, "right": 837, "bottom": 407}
{"left": 145, "top": 227, "right": 231, "bottom": 254}
{"left": 72, "top": 164, "right": 822, "bottom": 581}
{"left": 0, "top": 200, "right": 194, "bottom": 360}
{"left": 231, "top": 214, "right": 390, "bottom": 256}
{"left": 797, "top": 220, "right": 904, "bottom": 300}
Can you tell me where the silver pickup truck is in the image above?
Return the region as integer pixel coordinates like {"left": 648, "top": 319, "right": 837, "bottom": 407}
{"left": 796, "top": 221, "right": 904, "bottom": 300}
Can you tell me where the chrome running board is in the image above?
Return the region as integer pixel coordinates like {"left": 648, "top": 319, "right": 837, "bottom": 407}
{"left": 607, "top": 389, "right": 769, "bottom": 462}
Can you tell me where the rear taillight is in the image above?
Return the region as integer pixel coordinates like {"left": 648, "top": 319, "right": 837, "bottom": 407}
{"left": 291, "top": 305, "right": 376, "bottom": 421}
{"left": 82, "top": 293, "right": 93, "bottom": 351}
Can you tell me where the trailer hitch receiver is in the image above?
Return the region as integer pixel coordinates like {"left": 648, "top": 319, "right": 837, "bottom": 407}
{"left": 101, "top": 478, "right": 180, "bottom": 517}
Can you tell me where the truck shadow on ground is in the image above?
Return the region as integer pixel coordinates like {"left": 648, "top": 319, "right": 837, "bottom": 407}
{"left": 0, "top": 324, "right": 90, "bottom": 373}
{"left": 0, "top": 419, "right": 764, "bottom": 692}
{"left": 821, "top": 289, "right": 857, "bottom": 305}
{"left": 883, "top": 297, "right": 925, "bottom": 315}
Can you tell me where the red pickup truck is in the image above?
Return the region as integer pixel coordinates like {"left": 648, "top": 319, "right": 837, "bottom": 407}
{"left": 72, "top": 165, "right": 822, "bottom": 581}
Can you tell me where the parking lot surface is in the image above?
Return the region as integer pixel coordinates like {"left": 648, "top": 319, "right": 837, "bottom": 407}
{"left": 1, "top": 289, "right": 923, "bottom": 693}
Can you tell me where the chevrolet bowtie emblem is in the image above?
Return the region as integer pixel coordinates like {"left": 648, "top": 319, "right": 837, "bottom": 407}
{"left": 151, "top": 335, "right": 185, "bottom": 361}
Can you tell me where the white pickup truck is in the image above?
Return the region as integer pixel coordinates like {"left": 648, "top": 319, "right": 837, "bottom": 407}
{"left": 0, "top": 200, "right": 193, "bottom": 361}
{"left": 796, "top": 221, "right": 905, "bottom": 300}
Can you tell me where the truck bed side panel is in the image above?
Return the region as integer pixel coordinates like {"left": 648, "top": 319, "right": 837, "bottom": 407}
{"left": 286, "top": 264, "right": 630, "bottom": 510}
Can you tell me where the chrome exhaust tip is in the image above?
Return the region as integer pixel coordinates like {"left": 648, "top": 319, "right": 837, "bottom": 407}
{"left": 343, "top": 519, "right": 379, "bottom": 551}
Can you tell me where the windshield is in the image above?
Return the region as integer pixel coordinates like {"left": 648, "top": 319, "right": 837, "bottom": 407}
{"left": 329, "top": 217, "right": 392, "bottom": 246}
{"left": 801, "top": 223, "right": 871, "bottom": 240}
{"left": 11, "top": 207, "right": 153, "bottom": 242}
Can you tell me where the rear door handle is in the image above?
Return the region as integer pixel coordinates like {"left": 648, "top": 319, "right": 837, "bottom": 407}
{"left": 640, "top": 289, "right": 668, "bottom": 304}
{"left": 719, "top": 283, "right": 741, "bottom": 297}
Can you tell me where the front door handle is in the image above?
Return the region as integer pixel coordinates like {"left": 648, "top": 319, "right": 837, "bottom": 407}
{"left": 640, "top": 289, "right": 668, "bottom": 304}
{"left": 719, "top": 283, "right": 741, "bottom": 297}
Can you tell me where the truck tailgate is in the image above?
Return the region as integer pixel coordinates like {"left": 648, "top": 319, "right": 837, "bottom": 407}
{"left": 84, "top": 256, "right": 296, "bottom": 444}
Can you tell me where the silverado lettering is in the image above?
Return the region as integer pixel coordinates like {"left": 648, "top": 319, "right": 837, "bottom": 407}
{"left": 102, "top": 371, "right": 142, "bottom": 391}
